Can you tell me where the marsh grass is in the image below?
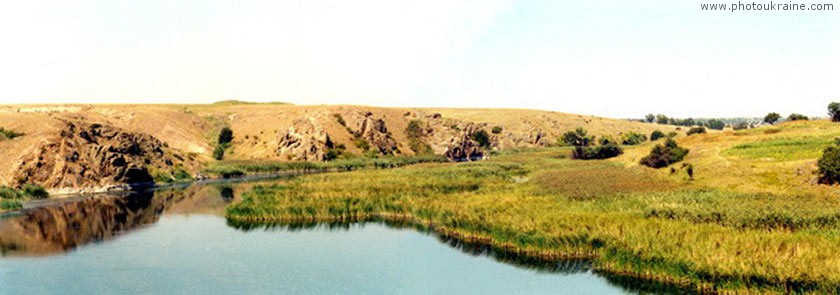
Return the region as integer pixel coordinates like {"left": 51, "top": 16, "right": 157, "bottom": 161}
{"left": 203, "top": 155, "right": 448, "bottom": 177}
{"left": 225, "top": 147, "right": 840, "bottom": 293}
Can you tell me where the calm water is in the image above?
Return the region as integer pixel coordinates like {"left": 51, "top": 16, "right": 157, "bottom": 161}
{"left": 0, "top": 183, "right": 673, "bottom": 294}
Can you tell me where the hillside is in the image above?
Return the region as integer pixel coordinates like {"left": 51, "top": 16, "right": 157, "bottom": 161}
{"left": 0, "top": 103, "right": 673, "bottom": 193}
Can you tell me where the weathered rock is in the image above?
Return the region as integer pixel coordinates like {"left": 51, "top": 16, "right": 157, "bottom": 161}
{"left": 276, "top": 118, "right": 334, "bottom": 161}
{"left": 346, "top": 112, "right": 398, "bottom": 155}
{"left": 14, "top": 120, "right": 181, "bottom": 190}
{"left": 444, "top": 123, "right": 488, "bottom": 162}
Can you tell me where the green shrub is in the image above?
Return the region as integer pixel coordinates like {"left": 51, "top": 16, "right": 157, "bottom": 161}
{"left": 20, "top": 184, "right": 49, "bottom": 199}
{"left": 0, "top": 199, "right": 22, "bottom": 210}
{"left": 621, "top": 132, "right": 647, "bottom": 145}
{"left": 0, "top": 127, "right": 24, "bottom": 140}
{"left": 0, "top": 186, "right": 19, "bottom": 199}
{"left": 818, "top": 141, "right": 840, "bottom": 184}
{"left": 325, "top": 144, "right": 347, "bottom": 161}
{"left": 572, "top": 144, "right": 623, "bottom": 160}
{"left": 218, "top": 127, "right": 234, "bottom": 145}
{"left": 640, "top": 138, "right": 689, "bottom": 168}
{"left": 213, "top": 145, "right": 226, "bottom": 160}
{"left": 333, "top": 113, "right": 347, "bottom": 127}
{"left": 491, "top": 126, "right": 503, "bottom": 134}
{"left": 354, "top": 138, "right": 371, "bottom": 151}
{"left": 470, "top": 129, "right": 491, "bottom": 148}
{"left": 560, "top": 128, "right": 593, "bottom": 146}
{"left": 687, "top": 127, "right": 706, "bottom": 136}
{"left": 650, "top": 130, "right": 666, "bottom": 141}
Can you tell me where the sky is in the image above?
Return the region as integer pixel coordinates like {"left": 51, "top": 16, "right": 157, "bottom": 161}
{"left": 0, "top": 0, "right": 838, "bottom": 118}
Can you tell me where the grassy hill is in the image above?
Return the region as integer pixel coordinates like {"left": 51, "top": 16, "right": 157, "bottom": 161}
{"left": 0, "top": 103, "right": 674, "bottom": 191}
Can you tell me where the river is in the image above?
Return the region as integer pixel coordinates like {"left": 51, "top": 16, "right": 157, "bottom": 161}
{"left": 0, "top": 181, "right": 682, "bottom": 294}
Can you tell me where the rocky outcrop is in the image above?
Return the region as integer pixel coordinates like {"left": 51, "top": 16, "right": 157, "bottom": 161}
{"left": 14, "top": 120, "right": 183, "bottom": 190}
{"left": 276, "top": 118, "right": 334, "bottom": 161}
{"left": 444, "top": 123, "right": 488, "bottom": 162}
{"left": 345, "top": 112, "right": 399, "bottom": 155}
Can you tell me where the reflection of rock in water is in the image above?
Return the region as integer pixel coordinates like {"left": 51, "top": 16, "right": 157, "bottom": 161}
{"left": 0, "top": 191, "right": 159, "bottom": 257}
{"left": 0, "top": 184, "right": 229, "bottom": 257}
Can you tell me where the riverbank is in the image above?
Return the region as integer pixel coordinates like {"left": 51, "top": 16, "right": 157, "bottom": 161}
{"left": 226, "top": 146, "right": 840, "bottom": 294}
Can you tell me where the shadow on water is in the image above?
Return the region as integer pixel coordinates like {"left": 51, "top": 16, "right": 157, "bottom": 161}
{"left": 227, "top": 219, "right": 698, "bottom": 294}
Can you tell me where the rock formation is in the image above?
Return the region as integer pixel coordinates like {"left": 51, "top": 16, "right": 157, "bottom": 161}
{"left": 14, "top": 120, "right": 183, "bottom": 190}
{"left": 276, "top": 118, "right": 334, "bottom": 161}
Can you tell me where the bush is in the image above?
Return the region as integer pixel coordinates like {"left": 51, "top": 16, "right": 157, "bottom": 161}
{"left": 470, "top": 130, "right": 491, "bottom": 148}
{"left": 573, "top": 144, "right": 623, "bottom": 160}
{"left": 0, "top": 127, "right": 24, "bottom": 140}
{"left": 818, "top": 140, "right": 840, "bottom": 184}
{"left": 788, "top": 113, "right": 809, "bottom": 121}
{"left": 560, "top": 128, "right": 593, "bottom": 146}
{"left": 324, "top": 144, "right": 347, "bottom": 161}
{"left": 640, "top": 138, "right": 689, "bottom": 168}
{"left": 764, "top": 113, "right": 781, "bottom": 125}
{"left": 21, "top": 184, "right": 49, "bottom": 199}
{"left": 0, "top": 199, "right": 22, "bottom": 210}
{"left": 621, "top": 132, "right": 647, "bottom": 145}
{"left": 687, "top": 127, "right": 706, "bottom": 136}
{"left": 0, "top": 186, "right": 19, "bottom": 199}
{"left": 213, "top": 145, "right": 226, "bottom": 160}
{"left": 354, "top": 138, "right": 371, "bottom": 151}
{"left": 218, "top": 127, "right": 234, "bottom": 145}
{"left": 491, "top": 126, "right": 503, "bottom": 134}
{"left": 333, "top": 113, "right": 347, "bottom": 127}
{"left": 650, "top": 130, "right": 666, "bottom": 141}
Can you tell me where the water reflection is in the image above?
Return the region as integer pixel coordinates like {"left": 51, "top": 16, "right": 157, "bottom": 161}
{"left": 1, "top": 180, "right": 696, "bottom": 294}
{"left": 227, "top": 220, "right": 697, "bottom": 294}
{"left": 0, "top": 184, "right": 236, "bottom": 257}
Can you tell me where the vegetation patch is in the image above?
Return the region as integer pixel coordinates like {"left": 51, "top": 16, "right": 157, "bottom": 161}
{"left": 0, "top": 127, "right": 23, "bottom": 140}
{"left": 640, "top": 139, "right": 689, "bottom": 168}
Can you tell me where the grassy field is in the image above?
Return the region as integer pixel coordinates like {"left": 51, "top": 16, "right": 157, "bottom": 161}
{"left": 227, "top": 120, "right": 840, "bottom": 294}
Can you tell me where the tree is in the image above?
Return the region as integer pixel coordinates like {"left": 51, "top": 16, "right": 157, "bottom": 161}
{"left": 655, "top": 114, "right": 669, "bottom": 125}
{"left": 640, "top": 138, "right": 689, "bottom": 168}
{"left": 218, "top": 127, "right": 234, "bottom": 144}
{"left": 829, "top": 102, "right": 840, "bottom": 122}
{"left": 818, "top": 139, "right": 840, "bottom": 184}
{"left": 705, "top": 119, "right": 725, "bottom": 130}
{"left": 645, "top": 114, "right": 655, "bottom": 123}
{"left": 764, "top": 113, "right": 781, "bottom": 125}
{"left": 787, "top": 113, "right": 809, "bottom": 121}
{"left": 621, "top": 132, "right": 647, "bottom": 145}
{"left": 213, "top": 145, "right": 225, "bottom": 160}
{"left": 650, "top": 130, "right": 666, "bottom": 141}
{"left": 561, "top": 127, "right": 593, "bottom": 146}
{"left": 687, "top": 127, "right": 706, "bottom": 136}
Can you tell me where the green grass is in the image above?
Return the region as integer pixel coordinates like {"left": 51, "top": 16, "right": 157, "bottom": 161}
{"left": 0, "top": 184, "right": 49, "bottom": 212}
{"left": 726, "top": 137, "right": 834, "bottom": 161}
{"left": 225, "top": 148, "right": 840, "bottom": 294}
{"left": 203, "top": 155, "right": 448, "bottom": 178}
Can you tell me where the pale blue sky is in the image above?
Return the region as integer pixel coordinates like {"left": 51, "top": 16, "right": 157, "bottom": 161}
{"left": 0, "top": 0, "right": 837, "bottom": 118}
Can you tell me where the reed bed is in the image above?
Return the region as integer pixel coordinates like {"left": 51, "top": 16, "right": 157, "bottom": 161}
{"left": 226, "top": 145, "right": 840, "bottom": 294}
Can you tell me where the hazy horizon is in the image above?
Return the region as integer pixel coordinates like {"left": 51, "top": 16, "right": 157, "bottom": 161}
{"left": 1, "top": 1, "right": 837, "bottom": 118}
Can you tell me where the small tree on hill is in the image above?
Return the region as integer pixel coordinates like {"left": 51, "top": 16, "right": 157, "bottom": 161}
{"left": 705, "top": 119, "right": 725, "bottom": 130}
{"left": 640, "top": 138, "right": 689, "bottom": 168}
{"left": 645, "top": 114, "right": 655, "bottom": 123}
{"left": 650, "top": 130, "right": 666, "bottom": 141}
{"left": 687, "top": 127, "right": 706, "bottom": 136}
{"left": 818, "top": 139, "right": 840, "bottom": 184}
{"left": 764, "top": 113, "right": 781, "bottom": 125}
{"left": 561, "top": 127, "right": 593, "bottom": 146}
{"left": 787, "top": 114, "right": 809, "bottom": 121}
{"left": 655, "top": 114, "right": 669, "bottom": 125}
{"left": 829, "top": 102, "right": 840, "bottom": 122}
{"left": 218, "top": 127, "right": 234, "bottom": 145}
